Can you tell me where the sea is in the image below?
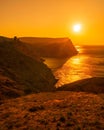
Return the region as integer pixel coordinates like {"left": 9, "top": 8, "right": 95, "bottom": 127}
{"left": 44, "top": 45, "right": 104, "bottom": 87}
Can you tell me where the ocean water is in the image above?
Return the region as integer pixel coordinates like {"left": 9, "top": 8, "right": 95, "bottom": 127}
{"left": 44, "top": 45, "right": 104, "bottom": 87}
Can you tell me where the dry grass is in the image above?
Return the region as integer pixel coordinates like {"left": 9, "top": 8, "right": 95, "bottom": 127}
{"left": 0, "top": 91, "right": 104, "bottom": 130}
{"left": 0, "top": 38, "right": 56, "bottom": 99}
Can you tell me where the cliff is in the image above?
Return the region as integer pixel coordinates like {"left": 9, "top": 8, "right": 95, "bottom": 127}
{"left": 0, "top": 36, "right": 57, "bottom": 100}
{"left": 20, "top": 37, "right": 78, "bottom": 58}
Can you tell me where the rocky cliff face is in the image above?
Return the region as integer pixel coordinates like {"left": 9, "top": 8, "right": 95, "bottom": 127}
{"left": 0, "top": 36, "right": 57, "bottom": 100}
{"left": 20, "top": 37, "right": 78, "bottom": 58}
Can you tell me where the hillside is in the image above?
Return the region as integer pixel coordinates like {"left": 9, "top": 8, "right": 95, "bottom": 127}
{"left": 20, "top": 37, "right": 78, "bottom": 58}
{"left": 57, "top": 77, "right": 104, "bottom": 94}
{"left": 0, "top": 36, "right": 56, "bottom": 100}
{"left": 0, "top": 91, "right": 104, "bottom": 130}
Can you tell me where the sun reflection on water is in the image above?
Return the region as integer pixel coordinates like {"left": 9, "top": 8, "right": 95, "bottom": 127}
{"left": 75, "top": 45, "right": 84, "bottom": 54}
{"left": 55, "top": 46, "right": 92, "bottom": 87}
{"left": 70, "top": 57, "right": 81, "bottom": 64}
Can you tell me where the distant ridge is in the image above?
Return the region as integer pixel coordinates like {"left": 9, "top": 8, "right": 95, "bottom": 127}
{"left": 20, "top": 37, "right": 78, "bottom": 58}
{"left": 20, "top": 37, "right": 71, "bottom": 44}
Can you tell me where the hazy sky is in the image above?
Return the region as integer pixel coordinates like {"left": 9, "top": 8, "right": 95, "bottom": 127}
{"left": 0, "top": 0, "right": 104, "bottom": 45}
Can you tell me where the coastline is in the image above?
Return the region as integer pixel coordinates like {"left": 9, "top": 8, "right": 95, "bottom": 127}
{"left": 0, "top": 37, "right": 104, "bottom": 129}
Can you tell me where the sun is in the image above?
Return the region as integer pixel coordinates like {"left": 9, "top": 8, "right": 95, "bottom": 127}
{"left": 73, "top": 24, "right": 81, "bottom": 33}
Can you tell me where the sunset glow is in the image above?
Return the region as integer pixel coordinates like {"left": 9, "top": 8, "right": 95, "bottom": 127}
{"left": 73, "top": 24, "right": 81, "bottom": 33}
{"left": 0, "top": 0, "right": 104, "bottom": 45}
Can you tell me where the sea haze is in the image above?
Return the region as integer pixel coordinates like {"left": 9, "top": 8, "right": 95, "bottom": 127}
{"left": 45, "top": 45, "right": 104, "bottom": 87}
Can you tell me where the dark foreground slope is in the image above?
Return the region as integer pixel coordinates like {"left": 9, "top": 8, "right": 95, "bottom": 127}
{"left": 20, "top": 37, "right": 78, "bottom": 58}
{"left": 0, "top": 36, "right": 56, "bottom": 100}
{"left": 0, "top": 91, "right": 104, "bottom": 130}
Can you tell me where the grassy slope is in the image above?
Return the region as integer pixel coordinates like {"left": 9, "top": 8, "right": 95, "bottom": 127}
{"left": 0, "top": 37, "right": 56, "bottom": 100}
{"left": 0, "top": 74, "right": 25, "bottom": 100}
{"left": 0, "top": 91, "right": 104, "bottom": 130}
{"left": 57, "top": 77, "right": 104, "bottom": 94}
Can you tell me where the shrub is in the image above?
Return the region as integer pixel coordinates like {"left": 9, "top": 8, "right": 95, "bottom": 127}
{"left": 59, "top": 116, "right": 66, "bottom": 123}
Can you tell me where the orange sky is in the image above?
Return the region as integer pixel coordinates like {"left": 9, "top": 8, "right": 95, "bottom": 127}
{"left": 0, "top": 0, "right": 104, "bottom": 45}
